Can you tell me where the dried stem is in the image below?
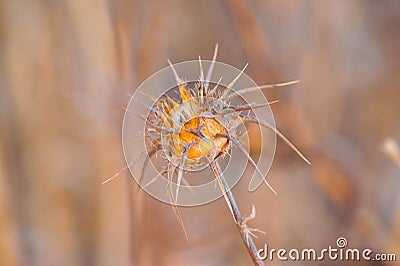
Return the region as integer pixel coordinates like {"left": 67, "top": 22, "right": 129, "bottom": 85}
{"left": 210, "top": 162, "right": 265, "bottom": 266}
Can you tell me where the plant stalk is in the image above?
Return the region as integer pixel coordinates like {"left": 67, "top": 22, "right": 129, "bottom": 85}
{"left": 211, "top": 162, "right": 265, "bottom": 266}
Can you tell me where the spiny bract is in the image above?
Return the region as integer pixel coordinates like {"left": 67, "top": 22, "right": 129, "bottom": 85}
{"left": 143, "top": 45, "right": 310, "bottom": 203}
{"left": 103, "top": 45, "right": 311, "bottom": 245}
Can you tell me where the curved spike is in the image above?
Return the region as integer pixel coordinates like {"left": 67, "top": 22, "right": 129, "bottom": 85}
{"left": 136, "top": 146, "right": 160, "bottom": 195}
{"left": 230, "top": 135, "right": 277, "bottom": 195}
{"left": 101, "top": 149, "right": 151, "bottom": 185}
{"left": 209, "top": 76, "right": 222, "bottom": 96}
{"left": 241, "top": 114, "right": 311, "bottom": 165}
{"left": 246, "top": 205, "right": 257, "bottom": 221}
{"left": 175, "top": 143, "right": 192, "bottom": 202}
{"left": 167, "top": 59, "right": 184, "bottom": 85}
{"left": 205, "top": 43, "right": 219, "bottom": 90}
{"left": 227, "top": 63, "right": 248, "bottom": 89}
{"left": 166, "top": 163, "right": 189, "bottom": 242}
{"left": 198, "top": 55, "right": 204, "bottom": 83}
{"left": 228, "top": 80, "right": 300, "bottom": 100}
{"left": 209, "top": 160, "right": 236, "bottom": 221}
{"left": 220, "top": 100, "right": 279, "bottom": 115}
{"left": 198, "top": 56, "right": 206, "bottom": 105}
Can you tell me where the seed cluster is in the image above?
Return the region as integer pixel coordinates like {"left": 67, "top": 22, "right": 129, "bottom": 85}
{"left": 143, "top": 52, "right": 310, "bottom": 200}
{"left": 101, "top": 46, "right": 311, "bottom": 264}
{"left": 146, "top": 81, "right": 245, "bottom": 172}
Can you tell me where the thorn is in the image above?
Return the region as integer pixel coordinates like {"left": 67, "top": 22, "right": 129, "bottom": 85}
{"left": 166, "top": 172, "right": 189, "bottom": 242}
{"left": 210, "top": 161, "right": 236, "bottom": 223}
{"left": 198, "top": 55, "right": 204, "bottom": 82}
{"left": 230, "top": 134, "right": 278, "bottom": 195}
{"left": 101, "top": 152, "right": 145, "bottom": 185}
{"left": 258, "top": 79, "right": 300, "bottom": 89}
{"left": 209, "top": 76, "right": 222, "bottom": 96}
{"left": 205, "top": 43, "right": 219, "bottom": 90}
{"left": 228, "top": 63, "right": 249, "bottom": 89}
{"left": 167, "top": 59, "right": 184, "bottom": 85}
{"left": 136, "top": 147, "right": 158, "bottom": 195}
{"left": 231, "top": 80, "right": 300, "bottom": 99}
{"left": 242, "top": 115, "right": 311, "bottom": 166}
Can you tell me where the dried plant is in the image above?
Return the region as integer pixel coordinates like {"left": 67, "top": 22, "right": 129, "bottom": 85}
{"left": 103, "top": 45, "right": 310, "bottom": 265}
{"left": 382, "top": 138, "right": 400, "bottom": 167}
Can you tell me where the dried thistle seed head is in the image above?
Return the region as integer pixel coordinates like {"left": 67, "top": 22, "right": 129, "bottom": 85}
{"left": 121, "top": 46, "right": 309, "bottom": 205}
{"left": 176, "top": 116, "right": 229, "bottom": 159}
{"left": 112, "top": 46, "right": 311, "bottom": 259}
{"left": 147, "top": 82, "right": 232, "bottom": 171}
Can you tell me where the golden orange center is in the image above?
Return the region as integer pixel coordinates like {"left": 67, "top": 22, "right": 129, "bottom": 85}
{"left": 176, "top": 116, "right": 229, "bottom": 160}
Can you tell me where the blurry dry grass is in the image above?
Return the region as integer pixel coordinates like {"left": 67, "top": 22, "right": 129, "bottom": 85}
{"left": 1, "top": 0, "right": 400, "bottom": 265}
{"left": 382, "top": 138, "right": 400, "bottom": 167}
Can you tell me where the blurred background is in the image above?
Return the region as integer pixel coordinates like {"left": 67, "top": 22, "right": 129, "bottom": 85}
{"left": 1, "top": 0, "right": 400, "bottom": 265}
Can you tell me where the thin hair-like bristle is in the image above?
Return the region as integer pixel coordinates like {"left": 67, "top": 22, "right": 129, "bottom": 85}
{"left": 136, "top": 147, "right": 159, "bottom": 195}
{"left": 166, "top": 162, "right": 189, "bottom": 242}
{"left": 167, "top": 59, "right": 184, "bottom": 85}
{"left": 198, "top": 55, "right": 204, "bottom": 83}
{"left": 220, "top": 100, "right": 279, "bottom": 115}
{"left": 209, "top": 160, "right": 236, "bottom": 221}
{"left": 227, "top": 63, "right": 249, "bottom": 89}
{"left": 175, "top": 144, "right": 191, "bottom": 202}
{"left": 205, "top": 43, "right": 219, "bottom": 91}
{"left": 227, "top": 80, "right": 300, "bottom": 100}
{"left": 208, "top": 76, "right": 222, "bottom": 96}
{"left": 229, "top": 134, "right": 278, "bottom": 195}
{"left": 101, "top": 149, "right": 150, "bottom": 185}
{"left": 242, "top": 114, "right": 311, "bottom": 165}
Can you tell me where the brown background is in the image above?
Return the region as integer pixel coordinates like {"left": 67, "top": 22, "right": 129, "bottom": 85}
{"left": 1, "top": 0, "right": 400, "bottom": 265}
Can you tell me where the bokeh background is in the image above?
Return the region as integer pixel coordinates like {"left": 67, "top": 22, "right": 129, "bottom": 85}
{"left": 1, "top": 0, "right": 400, "bottom": 265}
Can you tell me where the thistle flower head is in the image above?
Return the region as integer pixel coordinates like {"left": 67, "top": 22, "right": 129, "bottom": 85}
{"left": 102, "top": 45, "right": 311, "bottom": 261}
{"left": 147, "top": 81, "right": 237, "bottom": 172}
{"left": 105, "top": 45, "right": 310, "bottom": 202}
